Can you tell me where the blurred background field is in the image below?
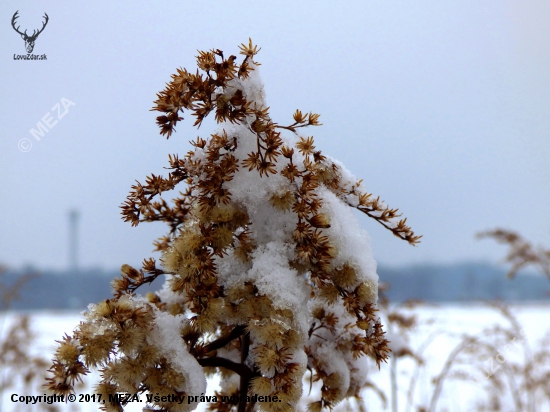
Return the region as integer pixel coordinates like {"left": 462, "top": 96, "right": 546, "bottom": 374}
{"left": 2, "top": 301, "right": 549, "bottom": 412}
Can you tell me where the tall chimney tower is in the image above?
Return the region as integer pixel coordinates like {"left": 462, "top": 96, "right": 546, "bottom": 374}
{"left": 68, "top": 209, "right": 79, "bottom": 272}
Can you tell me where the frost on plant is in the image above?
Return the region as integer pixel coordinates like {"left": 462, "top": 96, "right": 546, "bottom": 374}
{"left": 46, "top": 40, "right": 420, "bottom": 412}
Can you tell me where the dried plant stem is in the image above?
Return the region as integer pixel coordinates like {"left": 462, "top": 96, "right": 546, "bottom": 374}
{"left": 478, "top": 228, "right": 550, "bottom": 280}
{"left": 202, "top": 324, "right": 247, "bottom": 353}
{"left": 492, "top": 302, "right": 535, "bottom": 412}
{"left": 238, "top": 332, "right": 251, "bottom": 412}
{"left": 405, "top": 332, "right": 439, "bottom": 412}
{"left": 429, "top": 336, "right": 525, "bottom": 412}
{"left": 477, "top": 340, "right": 523, "bottom": 412}
{"left": 390, "top": 354, "right": 398, "bottom": 412}
{"left": 363, "top": 380, "right": 387, "bottom": 410}
{"left": 197, "top": 357, "right": 253, "bottom": 379}
{"left": 427, "top": 338, "right": 472, "bottom": 412}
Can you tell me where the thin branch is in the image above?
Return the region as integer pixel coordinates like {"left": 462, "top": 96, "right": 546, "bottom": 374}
{"left": 202, "top": 325, "right": 247, "bottom": 354}
{"left": 197, "top": 356, "right": 254, "bottom": 380}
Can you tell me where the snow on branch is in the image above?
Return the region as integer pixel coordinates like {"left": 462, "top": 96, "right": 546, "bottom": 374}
{"left": 47, "top": 39, "right": 420, "bottom": 412}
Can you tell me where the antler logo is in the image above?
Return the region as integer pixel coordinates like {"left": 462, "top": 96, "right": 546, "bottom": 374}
{"left": 11, "top": 11, "right": 49, "bottom": 54}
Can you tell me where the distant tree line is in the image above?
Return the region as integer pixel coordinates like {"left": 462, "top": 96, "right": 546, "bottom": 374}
{"left": 2, "top": 262, "right": 548, "bottom": 311}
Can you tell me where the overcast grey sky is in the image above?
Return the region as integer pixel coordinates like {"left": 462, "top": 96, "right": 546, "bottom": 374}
{"left": 1, "top": 1, "right": 549, "bottom": 271}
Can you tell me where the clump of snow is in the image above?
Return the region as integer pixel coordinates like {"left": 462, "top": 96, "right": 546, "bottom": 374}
{"left": 246, "top": 242, "right": 310, "bottom": 333}
{"left": 240, "top": 62, "right": 266, "bottom": 107}
{"left": 147, "top": 308, "right": 206, "bottom": 397}
{"left": 156, "top": 276, "right": 188, "bottom": 307}
{"left": 318, "top": 186, "right": 378, "bottom": 292}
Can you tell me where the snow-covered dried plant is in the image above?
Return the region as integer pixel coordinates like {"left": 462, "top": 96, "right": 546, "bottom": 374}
{"left": 0, "top": 267, "right": 55, "bottom": 410}
{"left": 379, "top": 296, "right": 426, "bottom": 412}
{"left": 45, "top": 40, "right": 420, "bottom": 412}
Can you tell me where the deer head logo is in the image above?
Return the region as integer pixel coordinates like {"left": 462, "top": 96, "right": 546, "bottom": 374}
{"left": 11, "top": 11, "right": 49, "bottom": 54}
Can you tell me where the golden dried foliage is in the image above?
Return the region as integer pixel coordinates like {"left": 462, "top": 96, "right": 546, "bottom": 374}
{"left": 46, "top": 40, "right": 420, "bottom": 412}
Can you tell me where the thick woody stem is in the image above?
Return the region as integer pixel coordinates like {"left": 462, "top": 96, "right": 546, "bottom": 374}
{"left": 238, "top": 332, "right": 251, "bottom": 412}
{"left": 196, "top": 326, "right": 258, "bottom": 411}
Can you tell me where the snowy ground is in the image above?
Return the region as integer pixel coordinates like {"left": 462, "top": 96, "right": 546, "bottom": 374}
{"left": 1, "top": 303, "right": 549, "bottom": 412}
{"left": 362, "top": 303, "right": 550, "bottom": 412}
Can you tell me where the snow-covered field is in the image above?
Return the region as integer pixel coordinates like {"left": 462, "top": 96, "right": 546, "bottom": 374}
{"left": 1, "top": 303, "right": 549, "bottom": 412}
{"left": 370, "top": 303, "right": 550, "bottom": 412}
